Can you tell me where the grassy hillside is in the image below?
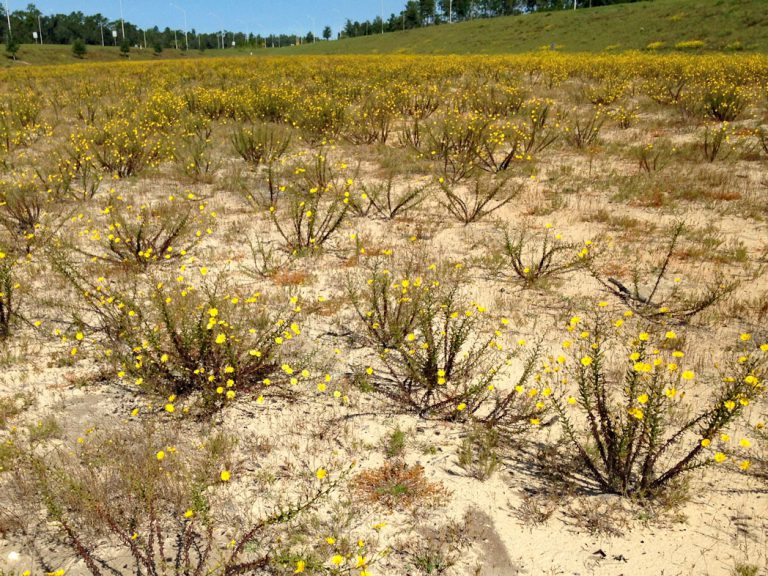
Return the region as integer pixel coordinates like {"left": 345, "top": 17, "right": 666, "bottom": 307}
{"left": 279, "top": 0, "right": 768, "bottom": 55}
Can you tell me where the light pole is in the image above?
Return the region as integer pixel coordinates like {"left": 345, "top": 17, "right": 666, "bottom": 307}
{"left": 293, "top": 20, "right": 306, "bottom": 45}
{"left": 100, "top": 21, "right": 104, "bottom": 45}
{"left": 5, "top": 1, "right": 12, "bottom": 40}
{"left": 380, "top": 0, "right": 384, "bottom": 33}
{"left": 170, "top": 2, "right": 188, "bottom": 50}
{"left": 209, "top": 12, "right": 224, "bottom": 49}
{"left": 118, "top": 0, "right": 125, "bottom": 39}
{"left": 37, "top": 13, "right": 42, "bottom": 43}
{"left": 449, "top": 0, "right": 453, "bottom": 23}
{"left": 307, "top": 15, "right": 315, "bottom": 42}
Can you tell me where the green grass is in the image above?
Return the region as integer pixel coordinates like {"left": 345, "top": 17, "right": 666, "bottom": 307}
{"left": 0, "top": 43, "right": 250, "bottom": 68}
{"left": 276, "top": 0, "right": 768, "bottom": 55}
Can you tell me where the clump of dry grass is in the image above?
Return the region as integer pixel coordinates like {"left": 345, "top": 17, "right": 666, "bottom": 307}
{"left": 352, "top": 460, "right": 449, "bottom": 510}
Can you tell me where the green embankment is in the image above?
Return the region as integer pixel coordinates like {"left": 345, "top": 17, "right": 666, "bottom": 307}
{"left": 282, "top": 0, "right": 768, "bottom": 55}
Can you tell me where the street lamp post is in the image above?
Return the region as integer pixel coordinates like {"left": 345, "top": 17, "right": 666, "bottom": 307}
{"left": 118, "top": 0, "right": 125, "bottom": 39}
{"left": 209, "top": 13, "right": 224, "bottom": 49}
{"left": 170, "top": 2, "right": 188, "bottom": 50}
{"left": 307, "top": 15, "right": 316, "bottom": 42}
{"left": 5, "top": 1, "right": 12, "bottom": 40}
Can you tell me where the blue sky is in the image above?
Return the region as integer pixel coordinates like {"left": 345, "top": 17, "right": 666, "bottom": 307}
{"left": 16, "top": 0, "right": 405, "bottom": 36}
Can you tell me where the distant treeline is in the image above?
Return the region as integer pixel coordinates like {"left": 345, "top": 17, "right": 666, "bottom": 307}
{"left": 0, "top": 1, "right": 648, "bottom": 48}
{"left": 0, "top": 3, "right": 277, "bottom": 49}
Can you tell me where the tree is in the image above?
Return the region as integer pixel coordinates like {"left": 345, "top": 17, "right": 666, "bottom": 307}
{"left": 72, "top": 37, "right": 86, "bottom": 58}
{"left": 21, "top": 3, "right": 42, "bottom": 42}
{"left": 403, "top": 1, "right": 422, "bottom": 28}
{"left": 420, "top": 0, "right": 437, "bottom": 23}
{"left": 5, "top": 37, "right": 19, "bottom": 60}
{"left": 119, "top": 38, "right": 130, "bottom": 57}
{"left": 439, "top": 0, "right": 475, "bottom": 19}
{"left": 322, "top": 25, "right": 332, "bottom": 40}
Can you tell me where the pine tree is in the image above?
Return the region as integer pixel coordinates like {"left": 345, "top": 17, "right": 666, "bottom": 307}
{"left": 72, "top": 38, "right": 87, "bottom": 58}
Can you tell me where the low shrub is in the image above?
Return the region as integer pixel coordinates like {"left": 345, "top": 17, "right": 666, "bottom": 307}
{"left": 546, "top": 308, "right": 766, "bottom": 496}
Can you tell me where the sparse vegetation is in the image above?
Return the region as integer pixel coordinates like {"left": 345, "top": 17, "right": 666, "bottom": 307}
{"left": 0, "top": 47, "right": 765, "bottom": 576}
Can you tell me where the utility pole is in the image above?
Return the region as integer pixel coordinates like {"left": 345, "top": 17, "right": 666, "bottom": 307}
{"left": 100, "top": 21, "right": 104, "bottom": 45}
{"left": 37, "top": 13, "right": 42, "bottom": 43}
{"left": 5, "top": 1, "right": 12, "bottom": 40}
{"left": 307, "top": 15, "right": 315, "bottom": 42}
{"left": 119, "top": 0, "right": 125, "bottom": 39}
{"left": 380, "top": 0, "right": 384, "bottom": 33}
{"left": 171, "top": 3, "right": 188, "bottom": 50}
{"left": 209, "top": 12, "right": 224, "bottom": 49}
{"left": 449, "top": 0, "right": 452, "bottom": 23}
